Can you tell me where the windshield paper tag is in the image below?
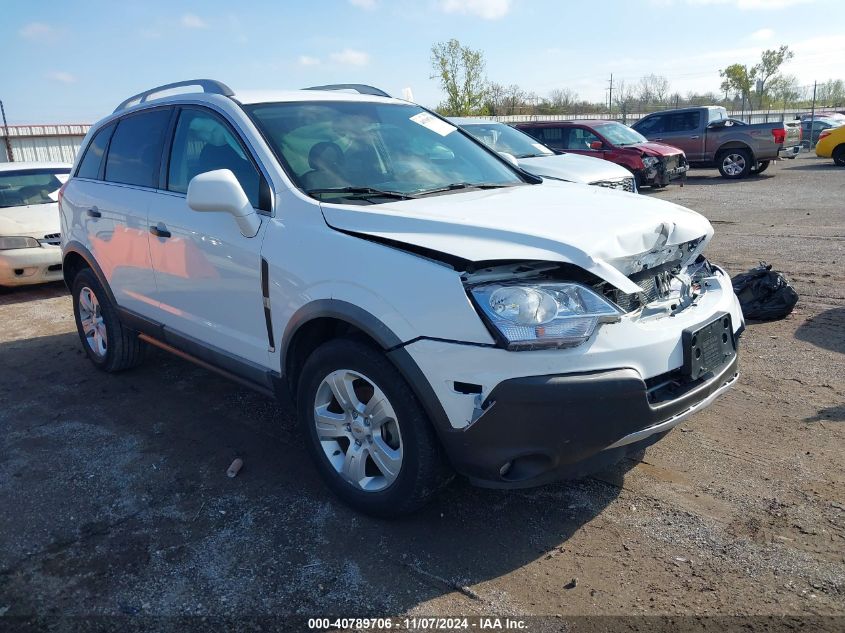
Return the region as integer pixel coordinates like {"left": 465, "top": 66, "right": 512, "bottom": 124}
{"left": 410, "top": 112, "right": 456, "bottom": 137}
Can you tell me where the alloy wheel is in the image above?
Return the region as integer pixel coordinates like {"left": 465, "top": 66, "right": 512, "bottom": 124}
{"left": 722, "top": 153, "right": 746, "bottom": 176}
{"left": 313, "top": 369, "right": 403, "bottom": 492}
{"left": 78, "top": 286, "right": 107, "bottom": 358}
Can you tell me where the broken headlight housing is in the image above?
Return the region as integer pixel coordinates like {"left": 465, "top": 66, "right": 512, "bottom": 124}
{"left": 470, "top": 282, "right": 623, "bottom": 350}
{"left": 642, "top": 156, "right": 659, "bottom": 169}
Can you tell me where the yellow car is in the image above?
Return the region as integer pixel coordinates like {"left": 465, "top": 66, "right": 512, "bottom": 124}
{"left": 815, "top": 124, "right": 845, "bottom": 166}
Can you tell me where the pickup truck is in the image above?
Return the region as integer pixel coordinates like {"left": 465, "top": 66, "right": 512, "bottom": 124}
{"left": 632, "top": 106, "right": 802, "bottom": 179}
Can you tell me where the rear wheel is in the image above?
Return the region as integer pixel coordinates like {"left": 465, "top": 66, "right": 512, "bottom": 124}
{"left": 718, "top": 149, "right": 752, "bottom": 179}
{"left": 752, "top": 160, "right": 770, "bottom": 174}
{"left": 71, "top": 268, "right": 146, "bottom": 371}
{"left": 833, "top": 145, "right": 845, "bottom": 166}
{"left": 297, "top": 339, "right": 451, "bottom": 517}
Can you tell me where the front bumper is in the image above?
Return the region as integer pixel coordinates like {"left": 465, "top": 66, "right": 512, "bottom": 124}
{"left": 0, "top": 247, "right": 63, "bottom": 286}
{"left": 638, "top": 157, "right": 688, "bottom": 187}
{"left": 447, "top": 353, "right": 738, "bottom": 487}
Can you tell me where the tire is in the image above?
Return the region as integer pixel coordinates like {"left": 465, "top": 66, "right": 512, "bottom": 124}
{"left": 753, "top": 160, "right": 770, "bottom": 174}
{"left": 833, "top": 145, "right": 845, "bottom": 167}
{"left": 717, "top": 149, "right": 752, "bottom": 179}
{"left": 71, "top": 268, "right": 146, "bottom": 372}
{"left": 297, "top": 339, "right": 451, "bottom": 517}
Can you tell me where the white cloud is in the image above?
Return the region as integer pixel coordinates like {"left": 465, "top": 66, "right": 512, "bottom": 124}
{"left": 298, "top": 55, "right": 321, "bottom": 66}
{"left": 19, "top": 22, "right": 54, "bottom": 39}
{"left": 47, "top": 71, "right": 76, "bottom": 84}
{"left": 180, "top": 13, "right": 209, "bottom": 29}
{"left": 749, "top": 28, "right": 775, "bottom": 41}
{"left": 330, "top": 49, "right": 370, "bottom": 66}
{"left": 349, "top": 0, "right": 376, "bottom": 9}
{"left": 438, "top": 0, "right": 511, "bottom": 20}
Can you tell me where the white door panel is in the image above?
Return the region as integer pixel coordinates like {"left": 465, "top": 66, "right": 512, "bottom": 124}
{"left": 148, "top": 191, "right": 269, "bottom": 367}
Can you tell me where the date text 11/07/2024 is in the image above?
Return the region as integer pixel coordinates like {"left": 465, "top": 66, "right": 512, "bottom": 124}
{"left": 307, "top": 617, "right": 528, "bottom": 630}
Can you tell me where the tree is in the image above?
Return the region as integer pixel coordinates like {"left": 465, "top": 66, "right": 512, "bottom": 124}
{"left": 720, "top": 63, "right": 754, "bottom": 109}
{"left": 817, "top": 79, "right": 845, "bottom": 106}
{"left": 548, "top": 88, "right": 578, "bottom": 113}
{"left": 720, "top": 45, "right": 794, "bottom": 110}
{"left": 430, "top": 39, "right": 488, "bottom": 116}
{"left": 613, "top": 80, "right": 637, "bottom": 122}
{"left": 754, "top": 45, "right": 794, "bottom": 108}
{"left": 768, "top": 75, "right": 802, "bottom": 110}
{"left": 637, "top": 74, "right": 670, "bottom": 106}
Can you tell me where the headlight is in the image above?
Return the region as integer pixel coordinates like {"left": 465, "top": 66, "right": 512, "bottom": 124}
{"left": 470, "top": 282, "right": 622, "bottom": 350}
{"left": 642, "top": 156, "right": 659, "bottom": 168}
{"left": 0, "top": 236, "right": 40, "bottom": 250}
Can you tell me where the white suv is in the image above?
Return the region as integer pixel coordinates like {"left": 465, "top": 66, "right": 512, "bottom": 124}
{"left": 59, "top": 80, "right": 743, "bottom": 516}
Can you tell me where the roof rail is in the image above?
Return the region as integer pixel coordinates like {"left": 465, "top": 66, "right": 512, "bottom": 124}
{"left": 304, "top": 84, "right": 391, "bottom": 98}
{"left": 113, "top": 79, "right": 234, "bottom": 113}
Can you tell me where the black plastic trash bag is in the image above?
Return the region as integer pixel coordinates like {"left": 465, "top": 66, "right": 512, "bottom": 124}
{"left": 731, "top": 263, "right": 799, "bottom": 320}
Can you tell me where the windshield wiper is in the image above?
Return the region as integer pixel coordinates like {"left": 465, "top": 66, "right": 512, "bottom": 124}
{"left": 306, "top": 187, "right": 418, "bottom": 201}
{"left": 415, "top": 182, "right": 512, "bottom": 197}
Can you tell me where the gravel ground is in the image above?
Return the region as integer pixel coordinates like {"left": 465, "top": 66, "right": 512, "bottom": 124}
{"left": 0, "top": 153, "right": 843, "bottom": 631}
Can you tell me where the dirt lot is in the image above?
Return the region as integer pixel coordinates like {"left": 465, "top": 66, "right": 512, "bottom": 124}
{"left": 1, "top": 153, "right": 843, "bottom": 630}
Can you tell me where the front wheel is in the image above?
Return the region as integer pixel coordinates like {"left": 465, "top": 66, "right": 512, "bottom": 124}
{"left": 718, "top": 149, "right": 752, "bottom": 179}
{"left": 297, "top": 339, "right": 451, "bottom": 517}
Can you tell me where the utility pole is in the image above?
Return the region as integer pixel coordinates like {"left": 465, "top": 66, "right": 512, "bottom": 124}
{"left": 0, "top": 100, "right": 13, "bottom": 163}
{"left": 608, "top": 74, "right": 613, "bottom": 116}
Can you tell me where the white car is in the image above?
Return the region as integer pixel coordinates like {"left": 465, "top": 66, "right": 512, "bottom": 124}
{"left": 0, "top": 162, "right": 71, "bottom": 287}
{"left": 60, "top": 80, "right": 742, "bottom": 516}
{"left": 450, "top": 118, "right": 637, "bottom": 192}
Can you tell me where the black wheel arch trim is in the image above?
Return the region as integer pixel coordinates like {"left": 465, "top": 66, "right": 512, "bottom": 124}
{"left": 281, "top": 299, "right": 455, "bottom": 445}
{"left": 62, "top": 241, "right": 117, "bottom": 306}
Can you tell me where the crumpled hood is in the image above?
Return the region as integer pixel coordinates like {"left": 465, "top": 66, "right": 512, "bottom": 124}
{"left": 518, "top": 152, "right": 633, "bottom": 184}
{"left": 321, "top": 180, "right": 713, "bottom": 294}
{"left": 637, "top": 142, "right": 684, "bottom": 157}
{"left": 0, "top": 203, "right": 60, "bottom": 237}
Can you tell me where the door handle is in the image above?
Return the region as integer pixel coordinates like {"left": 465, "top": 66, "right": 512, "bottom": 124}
{"left": 690, "top": 135, "right": 700, "bottom": 139}
{"left": 654, "top": 137, "right": 664, "bottom": 141}
{"left": 149, "top": 225, "right": 171, "bottom": 239}
{"left": 87, "top": 207, "right": 101, "bottom": 218}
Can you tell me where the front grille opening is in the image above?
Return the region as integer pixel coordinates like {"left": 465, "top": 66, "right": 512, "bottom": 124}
{"left": 48, "top": 264, "right": 62, "bottom": 272}
{"left": 602, "top": 267, "right": 677, "bottom": 313}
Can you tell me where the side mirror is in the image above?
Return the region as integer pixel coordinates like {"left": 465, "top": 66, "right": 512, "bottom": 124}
{"left": 589, "top": 140, "right": 603, "bottom": 150}
{"left": 498, "top": 151, "right": 519, "bottom": 167}
{"left": 187, "top": 169, "right": 261, "bottom": 238}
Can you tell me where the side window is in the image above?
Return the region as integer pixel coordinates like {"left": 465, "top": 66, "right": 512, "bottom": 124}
{"left": 565, "top": 127, "right": 601, "bottom": 150}
{"left": 105, "top": 109, "right": 172, "bottom": 188}
{"left": 76, "top": 123, "right": 115, "bottom": 180}
{"left": 666, "top": 112, "right": 700, "bottom": 132}
{"left": 168, "top": 109, "right": 261, "bottom": 208}
{"left": 635, "top": 115, "right": 665, "bottom": 135}
{"left": 539, "top": 127, "right": 564, "bottom": 148}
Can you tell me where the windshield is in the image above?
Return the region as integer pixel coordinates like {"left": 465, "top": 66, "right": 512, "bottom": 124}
{"left": 246, "top": 101, "right": 525, "bottom": 203}
{"left": 594, "top": 122, "right": 647, "bottom": 146}
{"left": 461, "top": 123, "right": 554, "bottom": 159}
{"left": 0, "top": 168, "right": 69, "bottom": 208}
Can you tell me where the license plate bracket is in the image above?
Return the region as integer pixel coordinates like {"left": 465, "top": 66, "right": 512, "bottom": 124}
{"left": 682, "top": 312, "right": 736, "bottom": 380}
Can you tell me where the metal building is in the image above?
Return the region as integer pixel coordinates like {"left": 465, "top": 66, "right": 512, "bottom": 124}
{"left": 0, "top": 124, "right": 90, "bottom": 164}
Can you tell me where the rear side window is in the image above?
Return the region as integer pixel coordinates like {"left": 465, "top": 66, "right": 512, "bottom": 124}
{"left": 105, "top": 109, "right": 172, "bottom": 188}
{"left": 666, "top": 112, "right": 700, "bottom": 132}
{"left": 565, "top": 127, "right": 601, "bottom": 150}
{"left": 76, "top": 123, "right": 115, "bottom": 180}
{"left": 167, "top": 109, "right": 261, "bottom": 208}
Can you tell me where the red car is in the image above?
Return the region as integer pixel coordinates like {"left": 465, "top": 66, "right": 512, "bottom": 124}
{"left": 514, "top": 120, "right": 688, "bottom": 188}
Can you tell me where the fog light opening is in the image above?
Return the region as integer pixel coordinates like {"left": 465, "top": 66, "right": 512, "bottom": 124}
{"left": 499, "top": 461, "right": 513, "bottom": 477}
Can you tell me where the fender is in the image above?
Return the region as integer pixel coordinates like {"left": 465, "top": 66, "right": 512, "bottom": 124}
{"left": 62, "top": 240, "right": 117, "bottom": 306}
{"left": 281, "top": 299, "right": 454, "bottom": 439}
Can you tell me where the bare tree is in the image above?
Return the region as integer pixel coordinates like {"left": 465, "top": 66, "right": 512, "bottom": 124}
{"left": 637, "top": 74, "right": 670, "bottom": 106}
{"left": 503, "top": 84, "right": 526, "bottom": 115}
{"left": 548, "top": 88, "right": 578, "bottom": 113}
{"left": 613, "top": 80, "right": 637, "bottom": 121}
{"left": 430, "top": 39, "right": 488, "bottom": 115}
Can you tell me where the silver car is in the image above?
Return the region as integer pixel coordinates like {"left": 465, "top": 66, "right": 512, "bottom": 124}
{"left": 450, "top": 118, "right": 637, "bottom": 193}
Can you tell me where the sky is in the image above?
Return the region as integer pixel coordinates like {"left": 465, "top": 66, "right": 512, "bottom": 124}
{"left": 3, "top": 0, "right": 844, "bottom": 124}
